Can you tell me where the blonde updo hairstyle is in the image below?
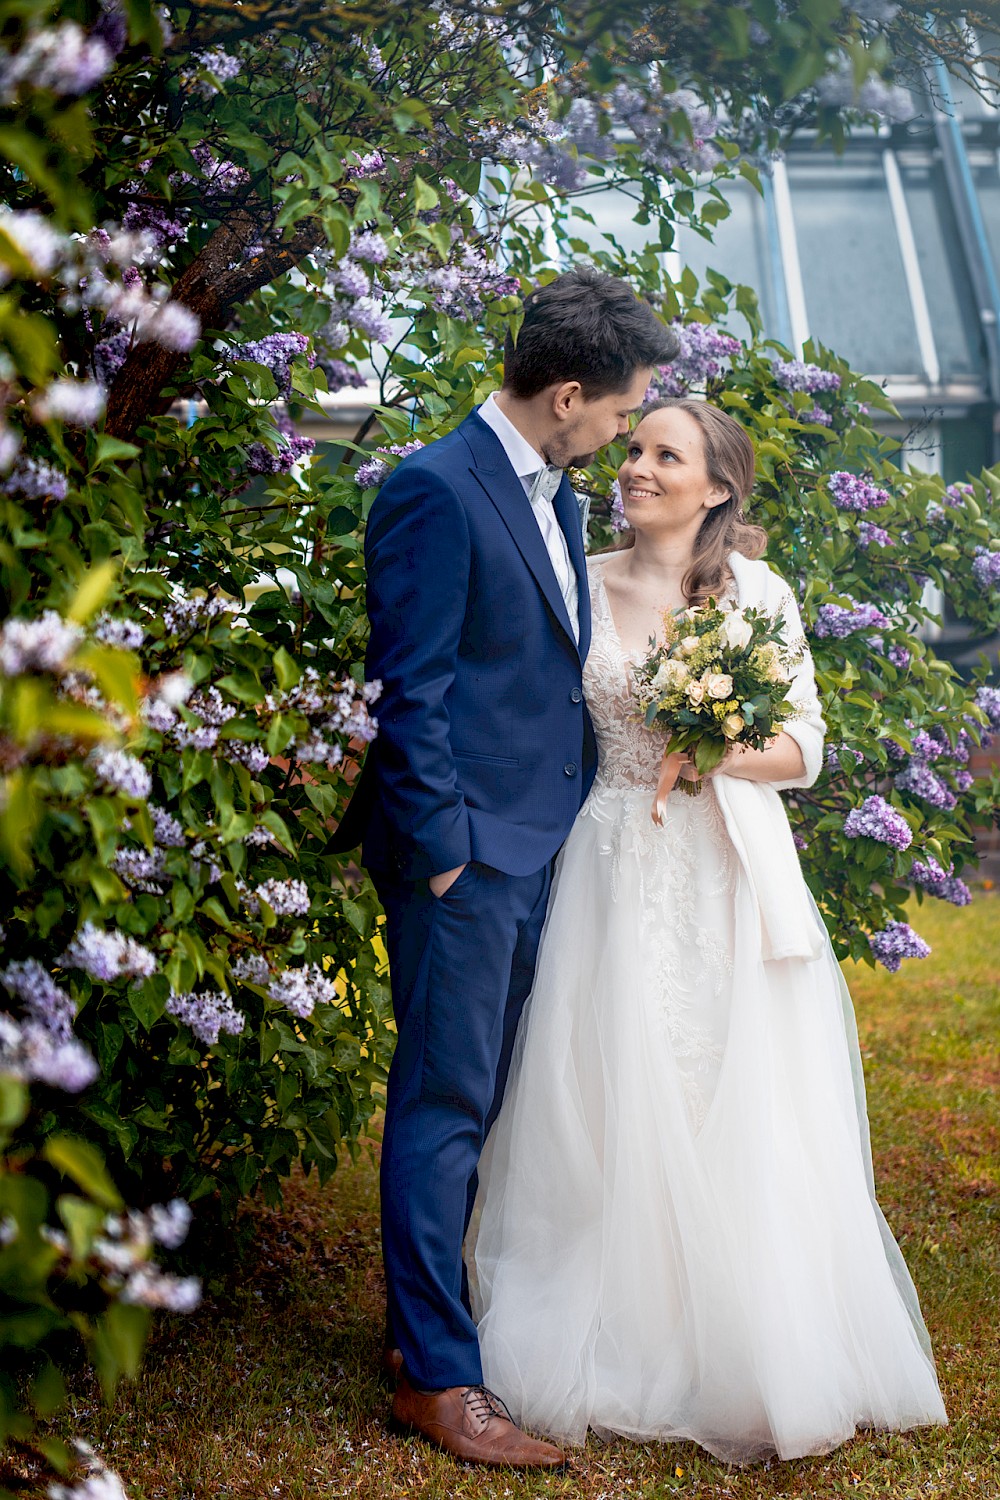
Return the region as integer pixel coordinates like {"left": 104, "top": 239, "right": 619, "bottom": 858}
{"left": 615, "top": 397, "right": 768, "bottom": 606}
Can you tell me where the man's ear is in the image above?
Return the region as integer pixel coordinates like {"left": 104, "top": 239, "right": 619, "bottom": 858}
{"left": 551, "top": 380, "right": 583, "bottom": 419}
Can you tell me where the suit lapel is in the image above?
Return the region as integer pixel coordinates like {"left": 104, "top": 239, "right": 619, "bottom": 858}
{"left": 460, "top": 411, "right": 582, "bottom": 657}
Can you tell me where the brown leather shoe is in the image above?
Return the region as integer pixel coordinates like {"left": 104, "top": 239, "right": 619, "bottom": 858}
{"left": 391, "top": 1376, "right": 567, "bottom": 1468}
{"left": 380, "top": 1345, "right": 404, "bottom": 1385}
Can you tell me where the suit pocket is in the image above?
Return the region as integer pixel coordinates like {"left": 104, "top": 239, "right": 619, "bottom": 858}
{"left": 454, "top": 751, "right": 520, "bottom": 768}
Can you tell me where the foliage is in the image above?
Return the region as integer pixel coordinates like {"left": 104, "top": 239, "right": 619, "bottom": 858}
{"left": 0, "top": 0, "right": 996, "bottom": 1285}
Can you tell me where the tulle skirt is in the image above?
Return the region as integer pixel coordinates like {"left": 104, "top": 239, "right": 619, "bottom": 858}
{"left": 470, "top": 783, "right": 946, "bottom": 1463}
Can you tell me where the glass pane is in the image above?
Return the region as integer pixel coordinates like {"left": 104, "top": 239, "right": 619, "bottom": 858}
{"left": 972, "top": 159, "right": 1000, "bottom": 291}
{"left": 787, "top": 152, "right": 922, "bottom": 377}
{"left": 900, "top": 157, "right": 985, "bottom": 381}
{"left": 674, "top": 181, "right": 777, "bottom": 333}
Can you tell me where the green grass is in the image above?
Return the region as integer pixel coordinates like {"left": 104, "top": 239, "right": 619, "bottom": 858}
{"left": 52, "top": 899, "right": 1000, "bottom": 1498}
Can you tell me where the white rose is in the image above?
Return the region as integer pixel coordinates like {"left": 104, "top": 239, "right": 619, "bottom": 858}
{"left": 720, "top": 609, "right": 753, "bottom": 651}
{"left": 686, "top": 679, "right": 706, "bottom": 705}
{"left": 754, "top": 642, "right": 789, "bottom": 683}
{"left": 679, "top": 635, "right": 700, "bottom": 656}
{"left": 651, "top": 663, "right": 672, "bottom": 692}
{"left": 706, "top": 672, "right": 734, "bottom": 700}
{"left": 722, "top": 712, "right": 745, "bottom": 739}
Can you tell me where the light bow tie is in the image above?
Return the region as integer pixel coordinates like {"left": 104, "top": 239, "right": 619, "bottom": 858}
{"left": 528, "top": 465, "right": 564, "bottom": 507}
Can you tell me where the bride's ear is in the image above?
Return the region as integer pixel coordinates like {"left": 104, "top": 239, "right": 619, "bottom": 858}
{"left": 704, "top": 485, "right": 731, "bottom": 511}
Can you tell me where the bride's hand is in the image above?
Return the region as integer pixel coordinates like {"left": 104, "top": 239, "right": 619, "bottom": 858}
{"left": 677, "top": 747, "right": 736, "bottom": 783}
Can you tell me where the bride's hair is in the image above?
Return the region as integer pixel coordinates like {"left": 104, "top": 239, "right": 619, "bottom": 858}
{"left": 611, "top": 397, "right": 768, "bottom": 606}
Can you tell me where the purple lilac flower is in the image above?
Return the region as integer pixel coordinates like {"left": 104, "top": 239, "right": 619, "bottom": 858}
{"left": 254, "top": 878, "right": 310, "bottom": 917}
{"left": 355, "top": 440, "right": 423, "bottom": 490}
{"left": 0, "top": 209, "right": 64, "bottom": 279}
{"left": 224, "top": 740, "right": 270, "bottom": 775}
{"left": 813, "top": 599, "right": 891, "bottom": 639}
{"left": 792, "top": 830, "right": 807, "bottom": 852}
{"left": 418, "top": 248, "right": 519, "bottom": 321}
{"left": 91, "top": 747, "right": 151, "bottom": 800}
{"left": 972, "top": 548, "right": 1000, "bottom": 589}
{"left": 609, "top": 84, "right": 724, "bottom": 174}
{"left": 609, "top": 478, "right": 630, "bottom": 533}
{"left": 349, "top": 231, "right": 389, "bottom": 264}
{"left": 843, "top": 794, "right": 912, "bottom": 850}
{"left": 121, "top": 201, "right": 189, "bottom": 247}
{"left": 94, "top": 614, "right": 144, "bottom": 651}
{"left": 771, "top": 359, "right": 841, "bottom": 394}
{"left": 140, "top": 301, "right": 200, "bottom": 352}
{"left": 868, "top": 920, "right": 931, "bottom": 973}
{"left": 804, "top": 404, "right": 833, "bottom": 427}
{"left": 33, "top": 378, "right": 105, "bottom": 426}
{"left": 196, "top": 47, "right": 242, "bottom": 83}
{"left": 319, "top": 359, "right": 366, "bottom": 394}
{"left": 60, "top": 922, "right": 157, "bottom": 982}
{"left": 910, "top": 857, "right": 971, "bottom": 906}
{"left": 92, "top": 329, "right": 132, "bottom": 387}
{"left": 165, "top": 988, "right": 245, "bottom": 1046}
{"left": 817, "top": 59, "right": 916, "bottom": 122}
{"left": 894, "top": 760, "right": 957, "bottom": 811}
{"left": 1, "top": 959, "right": 76, "bottom": 1039}
{"left": 827, "top": 471, "right": 890, "bottom": 512}
{"left": 1, "top": 456, "right": 68, "bottom": 502}
{"left": 346, "top": 150, "right": 385, "bottom": 179}
{"left": 150, "top": 805, "right": 185, "bottom": 847}
{"left": 111, "top": 847, "right": 167, "bottom": 893}
{"left": 231, "top": 952, "right": 271, "bottom": 985}
{"left": 246, "top": 410, "right": 315, "bottom": 477}
{"left": 148, "top": 1199, "right": 193, "bottom": 1249}
{"left": 0, "top": 609, "right": 82, "bottom": 675}
{"left": 123, "top": 1265, "right": 202, "bottom": 1311}
{"left": 825, "top": 743, "right": 864, "bottom": 774}
{"left": 92, "top": 0, "right": 128, "bottom": 56}
{"left": 0, "top": 1013, "right": 98, "bottom": 1092}
{"left": 267, "top": 963, "right": 338, "bottom": 1020}
{"left": 944, "top": 482, "right": 973, "bottom": 508}
{"left": 857, "top": 521, "right": 891, "bottom": 548}
{"left": 232, "top": 333, "right": 314, "bottom": 399}
{"left": 184, "top": 144, "right": 250, "bottom": 197}
{"left": 1, "top": 22, "right": 113, "bottom": 99}
{"left": 162, "top": 594, "right": 237, "bottom": 636}
{"left": 330, "top": 259, "right": 370, "bottom": 299}
{"left": 865, "top": 634, "right": 911, "bottom": 670}
{"left": 347, "top": 296, "right": 393, "bottom": 343}
{"left": 650, "top": 322, "right": 741, "bottom": 397}
{"left": 975, "top": 685, "right": 1000, "bottom": 731}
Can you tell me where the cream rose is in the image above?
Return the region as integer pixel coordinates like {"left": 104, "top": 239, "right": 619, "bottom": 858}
{"left": 706, "top": 672, "right": 734, "bottom": 700}
{"left": 686, "top": 679, "right": 706, "bottom": 705}
{"left": 720, "top": 609, "right": 753, "bottom": 650}
{"left": 679, "top": 635, "right": 700, "bottom": 656}
{"left": 654, "top": 658, "right": 689, "bottom": 690}
{"left": 721, "top": 712, "right": 745, "bottom": 739}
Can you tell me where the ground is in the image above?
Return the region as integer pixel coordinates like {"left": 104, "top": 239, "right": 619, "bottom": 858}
{"left": 60, "top": 897, "right": 1000, "bottom": 1499}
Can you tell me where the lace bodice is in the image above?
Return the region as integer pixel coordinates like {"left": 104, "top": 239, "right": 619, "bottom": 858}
{"left": 583, "top": 558, "right": 671, "bottom": 792}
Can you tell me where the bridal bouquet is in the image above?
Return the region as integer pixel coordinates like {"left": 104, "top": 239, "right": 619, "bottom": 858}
{"left": 633, "top": 599, "right": 801, "bottom": 811}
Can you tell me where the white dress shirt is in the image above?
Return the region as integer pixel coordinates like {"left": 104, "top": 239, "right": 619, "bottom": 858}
{"left": 478, "top": 392, "right": 580, "bottom": 642}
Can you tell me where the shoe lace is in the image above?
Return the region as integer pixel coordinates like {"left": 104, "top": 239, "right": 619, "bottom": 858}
{"left": 462, "top": 1384, "right": 514, "bottom": 1429}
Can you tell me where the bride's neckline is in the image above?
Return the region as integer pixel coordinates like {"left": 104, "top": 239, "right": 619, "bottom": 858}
{"left": 592, "top": 557, "right": 740, "bottom": 663}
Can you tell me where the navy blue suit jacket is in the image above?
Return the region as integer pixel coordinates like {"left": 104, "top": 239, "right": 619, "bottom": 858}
{"left": 333, "top": 408, "right": 597, "bottom": 879}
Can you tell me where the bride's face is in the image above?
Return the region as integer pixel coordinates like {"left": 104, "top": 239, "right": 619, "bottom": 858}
{"left": 618, "top": 407, "right": 729, "bottom": 537}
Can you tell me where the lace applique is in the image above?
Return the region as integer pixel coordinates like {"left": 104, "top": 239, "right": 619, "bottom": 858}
{"left": 580, "top": 559, "right": 738, "bottom": 1129}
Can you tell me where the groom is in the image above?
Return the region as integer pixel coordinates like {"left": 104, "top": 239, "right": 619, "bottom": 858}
{"left": 333, "top": 268, "right": 678, "bottom": 1466}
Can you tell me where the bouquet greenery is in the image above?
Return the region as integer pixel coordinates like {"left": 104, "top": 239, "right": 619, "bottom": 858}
{"left": 633, "top": 600, "right": 802, "bottom": 803}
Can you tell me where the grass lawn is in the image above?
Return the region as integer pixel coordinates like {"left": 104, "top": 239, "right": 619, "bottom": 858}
{"left": 59, "top": 898, "right": 999, "bottom": 1499}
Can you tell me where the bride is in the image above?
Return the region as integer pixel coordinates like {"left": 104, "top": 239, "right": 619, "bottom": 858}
{"left": 470, "top": 397, "right": 947, "bottom": 1463}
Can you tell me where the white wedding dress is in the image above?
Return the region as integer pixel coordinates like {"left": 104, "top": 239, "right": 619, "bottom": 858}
{"left": 470, "top": 558, "right": 946, "bottom": 1463}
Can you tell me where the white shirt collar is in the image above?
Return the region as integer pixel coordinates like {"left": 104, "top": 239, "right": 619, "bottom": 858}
{"left": 478, "top": 392, "right": 546, "bottom": 483}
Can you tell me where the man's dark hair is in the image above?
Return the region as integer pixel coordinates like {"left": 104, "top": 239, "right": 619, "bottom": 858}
{"left": 502, "top": 266, "right": 679, "bottom": 399}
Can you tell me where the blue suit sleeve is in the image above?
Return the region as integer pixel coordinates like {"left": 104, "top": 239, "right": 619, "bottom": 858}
{"left": 365, "top": 464, "right": 473, "bottom": 879}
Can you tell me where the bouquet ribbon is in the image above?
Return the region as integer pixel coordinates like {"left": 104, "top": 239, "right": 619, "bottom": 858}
{"left": 651, "top": 748, "right": 688, "bottom": 825}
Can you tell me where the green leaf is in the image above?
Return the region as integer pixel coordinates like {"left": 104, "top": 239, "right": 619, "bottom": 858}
{"left": 413, "top": 174, "right": 439, "bottom": 212}
{"left": 43, "top": 1136, "right": 123, "bottom": 1212}
{"left": 65, "top": 561, "right": 118, "bottom": 624}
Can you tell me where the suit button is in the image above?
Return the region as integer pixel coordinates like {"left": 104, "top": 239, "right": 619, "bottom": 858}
{"left": 563, "top": 762, "right": 577, "bottom": 777}
{"left": 570, "top": 688, "right": 582, "bottom": 704}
